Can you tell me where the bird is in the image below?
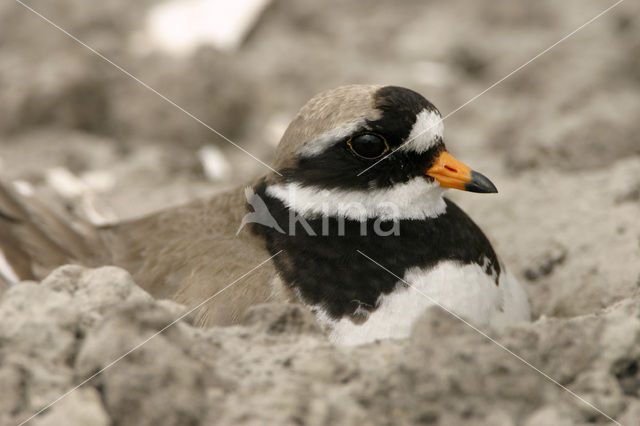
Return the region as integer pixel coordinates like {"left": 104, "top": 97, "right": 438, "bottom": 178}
{"left": 0, "top": 85, "right": 530, "bottom": 345}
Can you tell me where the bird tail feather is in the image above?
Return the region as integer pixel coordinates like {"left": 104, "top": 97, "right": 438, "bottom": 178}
{"left": 0, "top": 180, "right": 108, "bottom": 284}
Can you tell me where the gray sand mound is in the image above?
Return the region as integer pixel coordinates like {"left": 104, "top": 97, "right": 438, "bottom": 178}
{"left": 1, "top": 265, "right": 639, "bottom": 425}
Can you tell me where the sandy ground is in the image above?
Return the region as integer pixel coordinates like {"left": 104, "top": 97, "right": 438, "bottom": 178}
{"left": 0, "top": 0, "right": 639, "bottom": 424}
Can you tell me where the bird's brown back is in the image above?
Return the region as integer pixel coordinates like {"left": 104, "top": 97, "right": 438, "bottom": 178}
{"left": 0, "top": 180, "right": 283, "bottom": 326}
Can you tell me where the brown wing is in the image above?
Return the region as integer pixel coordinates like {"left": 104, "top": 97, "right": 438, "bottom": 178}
{"left": 0, "top": 178, "right": 281, "bottom": 326}
{"left": 100, "top": 186, "right": 282, "bottom": 326}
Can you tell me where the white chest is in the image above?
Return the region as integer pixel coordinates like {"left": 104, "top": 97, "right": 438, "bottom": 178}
{"left": 311, "top": 261, "right": 531, "bottom": 346}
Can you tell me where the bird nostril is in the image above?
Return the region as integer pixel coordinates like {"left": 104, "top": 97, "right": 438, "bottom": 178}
{"left": 444, "top": 165, "right": 457, "bottom": 172}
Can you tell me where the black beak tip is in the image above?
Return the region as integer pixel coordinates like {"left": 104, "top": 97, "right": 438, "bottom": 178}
{"left": 465, "top": 171, "right": 498, "bottom": 194}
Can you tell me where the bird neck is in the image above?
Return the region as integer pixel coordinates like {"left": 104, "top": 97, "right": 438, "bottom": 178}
{"left": 263, "top": 177, "right": 447, "bottom": 222}
{"left": 248, "top": 181, "right": 502, "bottom": 322}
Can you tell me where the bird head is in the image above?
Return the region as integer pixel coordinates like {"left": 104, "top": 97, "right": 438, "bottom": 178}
{"left": 266, "top": 85, "right": 496, "bottom": 220}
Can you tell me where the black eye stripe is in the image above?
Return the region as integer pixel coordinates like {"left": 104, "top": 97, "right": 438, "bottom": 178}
{"left": 346, "top": 133, "right": 390, "bottom": 160}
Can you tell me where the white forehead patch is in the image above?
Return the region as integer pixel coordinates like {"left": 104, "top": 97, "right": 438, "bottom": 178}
{"left": 399, "top": 109, "right": 444, "bottom": 154}
{"left": 297, "top": 108, "right": 442, "bottom": 159}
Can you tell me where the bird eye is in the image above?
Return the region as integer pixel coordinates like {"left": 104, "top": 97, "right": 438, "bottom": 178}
{"left": 346, "top": 133, "right": 390, "bottom": 160}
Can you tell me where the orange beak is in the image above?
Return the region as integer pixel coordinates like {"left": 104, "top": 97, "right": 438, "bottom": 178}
{"left": 426, "top": 151, "right": 498, "bottom": 193}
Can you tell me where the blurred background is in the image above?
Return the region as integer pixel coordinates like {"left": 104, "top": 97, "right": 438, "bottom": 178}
{"left": 1, "top": 0, "right": 639, "bottom": 317}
